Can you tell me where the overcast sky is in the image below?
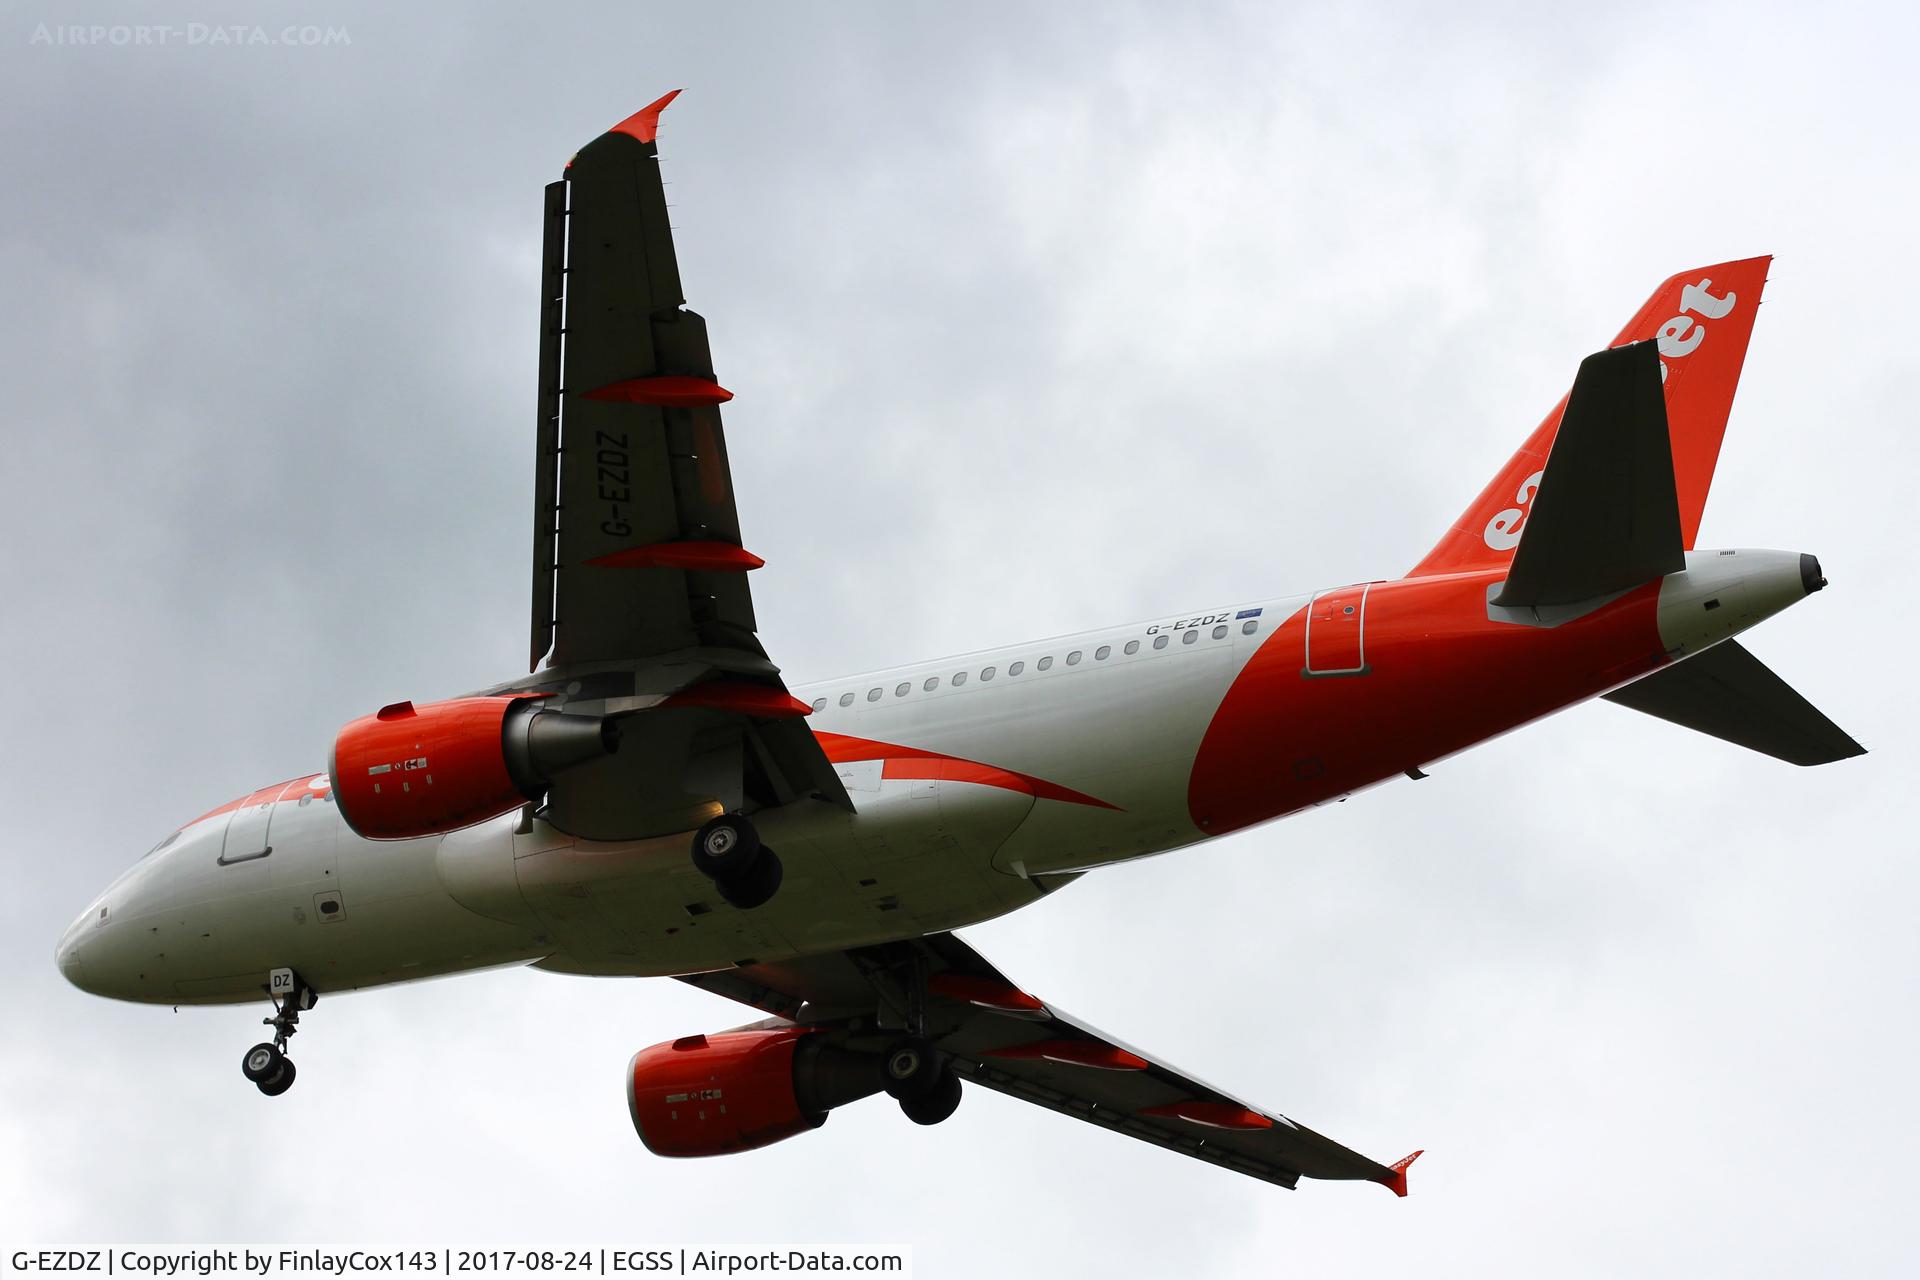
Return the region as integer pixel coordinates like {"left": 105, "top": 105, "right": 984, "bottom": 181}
{"left": 2, "top": 1, "right": 1915, "bottom": 1274}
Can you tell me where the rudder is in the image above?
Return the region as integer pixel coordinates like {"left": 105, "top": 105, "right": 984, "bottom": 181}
{"left": 1409, "top": 256, "right": 1770, "bottom": 578}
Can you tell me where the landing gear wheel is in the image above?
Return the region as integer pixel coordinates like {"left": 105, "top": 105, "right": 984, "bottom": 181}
{"left": 882, "top": 1038, "right": 940, "bottom": 1101}
{"left": 241, "top": 1042, "right": 284, "bottom": 1084}
{"left": 691, "top": 814, "right": 761, "bottom": 879}
{"left": 899, "top": 1068, "right": 962, "bottom": 1126}
{"left": 256, "top": 1058, "right": 297, "bottom": 1097}
{"left": 244, "top": 969, "right": 314, "bottom": 1098}
{"left": 714, "top": 846, "right": 783, "bottom": 910}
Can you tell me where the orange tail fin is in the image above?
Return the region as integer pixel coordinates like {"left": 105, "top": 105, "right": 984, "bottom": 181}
{"left": 1409, "top": 257, "right": 1770, "bottom": 579}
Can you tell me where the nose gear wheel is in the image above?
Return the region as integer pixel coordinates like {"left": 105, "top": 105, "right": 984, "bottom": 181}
{"left": 242, "top": 970, "right": 315, "bottom": 1097}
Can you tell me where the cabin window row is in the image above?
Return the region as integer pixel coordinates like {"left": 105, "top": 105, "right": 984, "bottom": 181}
{"left": 810, "top": 618, "right": 1260, "bottom": 712}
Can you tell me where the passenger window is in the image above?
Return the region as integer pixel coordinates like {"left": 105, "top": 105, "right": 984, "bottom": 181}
{"left": 1009, "top": 661, "right": 1024, "bottom": 676}
{"left": 1241, "top": 620, "right": 1258, "bottom": 635}
{"left": 895, "top": 682, "right": 910, "bottom": 697}
{"left": 1124, "top": 640, "right": 1139, "bottom": 655}
{"left": 1095, "top": 645, "right": 1111, "bottom": 660}
{"left": 923, "top": 676, "right": 940, "bottom": 691}
{"left": 1037, "top": 657, "right": 1054, "bottom": 671}
{"left": 1153, "top": 635, "right": 1169, "bottom": 650}
{"left": 1211, "top": 624, "right": 1228, "bottom": 639}
{"left": 1066, "top": 651, "right": 1082, "bottom": 666}
{"left": 811, "top": 698, "right": 827, "bottom": 713}
{"left": 1182, "top": 630, "right": 1198, "bottom": 644}
{"left": 867, "top": 688, "right": 882, "bottom": 702}
{"left": 982, "top": 667, "right": 996, "bottom": 681}
{"left": 839, "top": 692, "right": 855, "bottom": 707}
{"left": 952, "top": 671, "right": 967, "bottom": 687}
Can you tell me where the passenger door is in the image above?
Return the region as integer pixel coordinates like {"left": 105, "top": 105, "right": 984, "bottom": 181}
{"left": 1303, "top": 584, "right": 1372, "bottom": 677}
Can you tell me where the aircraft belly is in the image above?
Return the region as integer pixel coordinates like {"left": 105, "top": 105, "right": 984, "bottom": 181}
{"left": 523, "top": 781, "right": 1044, "bottom": 978}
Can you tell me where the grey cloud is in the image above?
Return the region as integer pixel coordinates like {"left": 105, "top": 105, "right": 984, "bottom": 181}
{"left": 2, "top": 1, "right": 1914, "bottom": 1275}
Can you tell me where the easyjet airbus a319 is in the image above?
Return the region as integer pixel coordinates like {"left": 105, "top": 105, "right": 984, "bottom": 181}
{"left": 60, "top": 95, "right": 1863, "bottom": 1196}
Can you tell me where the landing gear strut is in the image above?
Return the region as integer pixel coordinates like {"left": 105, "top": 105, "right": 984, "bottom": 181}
{"left": 242, "top": 968, "right": 314, "bottom": 1097}
{"left": 691, "top": 814, "right": 783, "bottom": 910}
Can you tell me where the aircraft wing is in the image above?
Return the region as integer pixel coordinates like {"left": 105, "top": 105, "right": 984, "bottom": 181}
{"left": 517, "top": 95, "right": 849, "bottom": 837}
{"left": 679, "top": 931, "right": 1420, "bottom": 1194}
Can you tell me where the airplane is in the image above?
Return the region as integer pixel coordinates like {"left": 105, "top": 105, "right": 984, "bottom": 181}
{"left": 58, "top": 92, "right": 1864, "bottom": 1198}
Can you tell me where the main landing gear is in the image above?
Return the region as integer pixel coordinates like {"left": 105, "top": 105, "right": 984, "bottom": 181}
{"left": 882, "top": 1038, "right": 963, "bottom": 1126}
{"left": 241, "top": 968, "right": 314, "bottom": 1097}
{"left": 691, "top": 814, "right": 782, "bottom": 910}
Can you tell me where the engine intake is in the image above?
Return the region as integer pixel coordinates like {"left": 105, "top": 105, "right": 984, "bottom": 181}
{"left": 331, "top": 695, "right": 619, "bottom": 840}
{"left": 627, "top": 1028, "right": 882, "bottom": 1157}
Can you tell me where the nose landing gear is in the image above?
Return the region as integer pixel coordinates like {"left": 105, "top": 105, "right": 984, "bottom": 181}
{"left": 241, "top": 1042, "right": 296, "bottom": 1096}
{"left": 690, "top": 814, "right": 783, "bottom": 909}
{"left": 242, "top": 967, "right": 314, "bottom": 1097}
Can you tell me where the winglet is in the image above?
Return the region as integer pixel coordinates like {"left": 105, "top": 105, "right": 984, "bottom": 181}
{"left": 1377, "top": 1149, "right": 1424, "bottom": 1198}
{"left": 610, "top": 90, "right": 683, "bottom": 144}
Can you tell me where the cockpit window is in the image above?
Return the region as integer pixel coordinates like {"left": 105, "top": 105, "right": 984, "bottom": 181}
{"left": 144, "top": 830, "right": 180, "bottom": 858}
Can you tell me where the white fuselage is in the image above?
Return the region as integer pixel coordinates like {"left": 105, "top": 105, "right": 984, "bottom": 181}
{"left": 58, "top": 595, "right": 1300, "bottom": 1005}
{"left": 58, "top": 550, "right": 1815, "bottom": 1008}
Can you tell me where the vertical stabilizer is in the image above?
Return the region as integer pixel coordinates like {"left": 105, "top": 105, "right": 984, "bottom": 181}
{"left": 1410, "top": 257, "right": 1769, "bottom": 579}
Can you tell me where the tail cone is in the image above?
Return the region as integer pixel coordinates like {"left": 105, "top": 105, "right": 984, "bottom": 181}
{"left": 1800, "top": 553, "right": 1827, "bottom": 595}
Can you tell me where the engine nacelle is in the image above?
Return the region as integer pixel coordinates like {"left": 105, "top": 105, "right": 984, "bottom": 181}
{"left": 627, "top": 1028, "right": 883, "bottom": 1158}
{"left": 331, "top": 695, "right": 618, "bottom": 840}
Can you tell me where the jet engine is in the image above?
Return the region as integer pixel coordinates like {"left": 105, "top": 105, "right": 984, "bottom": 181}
{"left": 331, "top": 695, "right": 619, "bottom": 840}
{"left": 627, "top": 1027, "right": 884, "bottom": 1157}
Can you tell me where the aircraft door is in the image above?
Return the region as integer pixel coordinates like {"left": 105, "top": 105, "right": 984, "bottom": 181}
{"left": 218, "top": 783, "right": 287, "bottom": 866}
{"left": 1303, "top": 583, "right": 1372, "bottom": 677}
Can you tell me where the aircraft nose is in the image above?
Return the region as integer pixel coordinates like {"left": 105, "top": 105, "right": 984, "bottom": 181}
{"left": 57, "top": 898, "right": 119, "bottom": 997}
{"left": 55, "top": 905, "right": 99, "bottom": 992}
{"left": 56, "top": 936, "right": 87, "bottom": 990}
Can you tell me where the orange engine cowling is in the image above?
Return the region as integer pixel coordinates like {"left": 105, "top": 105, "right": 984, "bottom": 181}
{"left": 330, "top": 695, "right": 618, "bottom": 840}
{"left": 627, "top": 1027, "right": 883, "bottom": 1158}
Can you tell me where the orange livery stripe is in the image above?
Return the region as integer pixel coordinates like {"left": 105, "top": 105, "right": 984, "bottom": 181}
{"left": 814, "top": 732, "right": 1120, "bottom": 811}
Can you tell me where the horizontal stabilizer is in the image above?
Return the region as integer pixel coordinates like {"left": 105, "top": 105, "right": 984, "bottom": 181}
{"left": 1604, "top": 640, "right": 1866, "bottom": 766}
{"left": 1494, "top": 342, "right": 1684, "bottom": 609}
